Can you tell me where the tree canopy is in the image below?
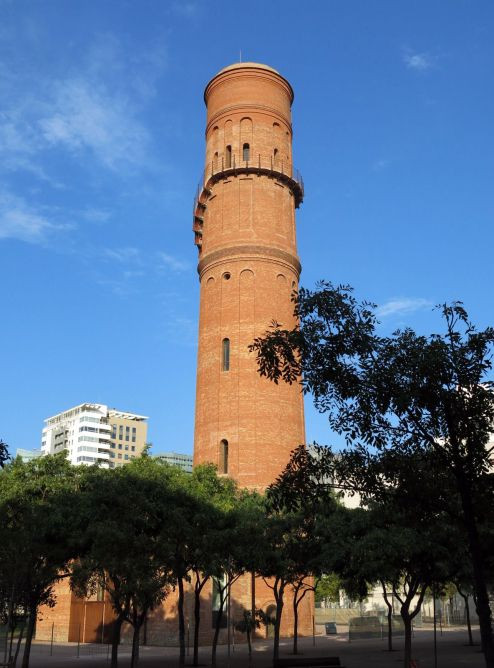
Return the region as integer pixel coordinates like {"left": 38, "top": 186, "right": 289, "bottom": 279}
{"left": 251, "top": 282, "right": 494, "bottom": 668}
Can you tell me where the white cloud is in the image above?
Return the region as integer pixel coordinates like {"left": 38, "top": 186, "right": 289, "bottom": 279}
{"left": 376, "top": 297, "right": 433, "bottom": 318}
{"left": 82, "top": 208, "right": 111, "bottom": 224}
{"left": 158, "top": 251, "right": 190, "bottom": 272}
{"left": 0, "top": 192, "right": 71, "bottom": 243}
{"left": 39, "top": 79, "right": 149, "bottom": 169}
{"left": 403, "top": 49, "right": 433, "bottom": 72}
{"left": 0, "top": 33, "right": 166, "bottom": 186}
{"left": 103, "top": 247, "right": 141, "bottom": 263}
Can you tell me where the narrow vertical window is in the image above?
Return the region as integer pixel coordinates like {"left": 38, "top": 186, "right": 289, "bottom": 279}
{"left": 274, "top": 148, "right": 278, "bottom": 160}
{"left": 243, "top": 143, "right": 250, "bottom": 161}
{"left": 222, "top": 338, "right": 230, "bottom": 371}
{"left": 225, "top": 145, "right": 232, "bottom": 168}
{"left": 220, "top": 439, "right": 229, "bottom": 474}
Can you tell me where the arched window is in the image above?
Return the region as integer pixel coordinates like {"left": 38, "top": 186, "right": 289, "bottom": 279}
{"left": 274, "top": 148, "right": 278, "bottom": 159}
{"left": 222, "top": 338, "right": 230, "bottom": 371}
{"left": 225, "top": 145, "right": 232, "bottom": 168}
{"left": 243, "top": 143, "right": 250, "bottom": 161}
{"left": 220, "top": 440, "right": 229, "bottom": 474}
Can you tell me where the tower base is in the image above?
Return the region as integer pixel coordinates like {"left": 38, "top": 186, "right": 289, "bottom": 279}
{"left": 36, "top": 574, "right": 314, "bottom": 646}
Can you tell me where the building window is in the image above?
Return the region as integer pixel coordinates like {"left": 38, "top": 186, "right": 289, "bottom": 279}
{"left": 124, "top": 454, "right": 129, "bottom": 460}
{"left": 222, "top": 338, "right": 230, "bottom": 371}
{"left": 225, "top": 145, "right": 232, "bottom": 168}
{"left": 243, "top": 143, "right": 250, "bottom": 161}
{"left": 119, "top": 426, "right": 123, "bottom": 440}
{"left": 118, "top": 444, "right": 122, "bottom": 450}
{"left": 220, "top": 439, "right": 228, "bottom": 474}
{"left": 131, "top": 446, "right": 135, "bottom": 452}
{"left": 118, "top": 453, "right": 122, "bottom": 459}
{"left": 110, "top": 443, "right": 116, "bottom": 449}
{"left": 125, "top": 445, "right": 129, "bottom": 451}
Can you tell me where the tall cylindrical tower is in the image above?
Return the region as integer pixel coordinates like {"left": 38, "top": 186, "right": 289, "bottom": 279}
{"left": 193, "top": 62, "right": 305, "bottom": 490}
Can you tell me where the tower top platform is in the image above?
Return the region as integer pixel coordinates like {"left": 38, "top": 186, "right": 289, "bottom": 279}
{"left": 218, "top": 62, "right": 280, "bottom": 75}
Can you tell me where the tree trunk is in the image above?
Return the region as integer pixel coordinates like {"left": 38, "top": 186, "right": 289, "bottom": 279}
{"left": 465, "top": 595, "right": 474, "bottom": 646}
{"left": 273, "top": 580, "right": 285, "bottom": 662}
{"left": 457, "top": 470, "right": 494, "bottom": 667}
{"left": 21, "top": 600, "right": 37, "bottom": 668}
{"left": 456, "top": 585, "right": 474, "bottom": 646}
{"left": 387, "top": 609, "right": 393, "bottom": 652}
{"left": 130, "top": 607, "right": 147, "bottom": 668}
{"left": 381, "top": 582, "right": 393, "bottom": 651}
{"left": 110, "top": 615, "right": 124, "bottom": 668}
{"left": 130, "top": 623, "right": 140, "bottom": 668}
{"left": 402, "top": 613, "right": 412, "bottom": 668}
{"left": 293, "top": 598, "right": 299, "bottom": 655}
{"left": 178, "top": 577, "right": 186, "bottom": 668}
{"left": 13, "top": 622, "right": 25, "bottom": 668}
{"left": 9, "top": 621, "right": 15, "bottom": 663}
{"left": 211, "top": 593, "right": 226, "bottom": 667}
{"left": 193, "top": 581, "right": 202, "bottom": 666}
{"left": 397, "top": 584, "right": 427, "bottom": 668}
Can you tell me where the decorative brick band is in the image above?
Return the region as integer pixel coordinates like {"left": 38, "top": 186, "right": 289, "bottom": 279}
{"left": 206, "top": 104, "right": 290, "bottom": 134}
{"left": 198, "top": 244, "right": 302, "bottom": 279}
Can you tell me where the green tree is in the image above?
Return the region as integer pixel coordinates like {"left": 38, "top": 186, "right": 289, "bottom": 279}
{"left": 266, "top": 446, "right": 335, "bottom": 655}
{"left": 0, "top": 440, "right": 9, "bottom": 468}
{"left": 234, "top": 609, "right": 265, "bottom": 659}
{"left": 251, "top": 284, "right": 494, "bottom": 667}
{"left": 314, "top": 573, "right": 342, "bottom": 606}
{"left": 0, "top": 454, "right": 83, "bottom": 668}
{"left": 210, "top": 489, "right": 265, "bottom": 667}
{"left": 186, "top": 465, "right": 238, "bottom": 667}
{"left": 72, "top": 459, "right": 180, "bottom": 668}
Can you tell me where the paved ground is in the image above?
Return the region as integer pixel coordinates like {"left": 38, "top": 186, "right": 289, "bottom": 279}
{"left": 13, "top": 626, "right": 484, "bottom": 668}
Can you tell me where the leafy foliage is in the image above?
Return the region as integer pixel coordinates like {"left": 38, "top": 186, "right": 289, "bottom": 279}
{"left": 251, "top": 283, "right": 494, "bottom": 668}
{"left": 0, "top": 439, "right": 10, "bottom": 468}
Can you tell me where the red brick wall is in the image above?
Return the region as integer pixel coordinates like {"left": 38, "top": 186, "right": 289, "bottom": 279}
{"left": 194, "top": 63, "right": 306, "bottom": 492}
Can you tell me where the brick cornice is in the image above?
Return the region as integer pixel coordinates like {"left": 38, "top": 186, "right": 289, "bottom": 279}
{"left": 206, "top": 104, "right": 290, "bottom": 134}
{"left": 197, "top": 244, "right": 301, "bottom": 279}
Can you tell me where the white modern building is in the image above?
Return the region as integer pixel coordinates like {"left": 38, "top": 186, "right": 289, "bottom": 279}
{"left": 41, "top": 403, "right": 148, "bottom": 468}
{"left": 15, "top": 448, "right": 42, "bottom": 463}
{"left": 154, "top": 451, "right": 193, "bottom": 473}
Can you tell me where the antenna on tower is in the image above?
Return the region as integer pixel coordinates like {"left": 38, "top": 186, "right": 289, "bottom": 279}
{"left": 239, "top": 49, "right": 242, "bottom": 63}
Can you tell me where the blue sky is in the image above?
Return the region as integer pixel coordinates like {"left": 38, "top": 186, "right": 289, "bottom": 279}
{"left": 1, "top": 0, "right": 493, "bottom": 456}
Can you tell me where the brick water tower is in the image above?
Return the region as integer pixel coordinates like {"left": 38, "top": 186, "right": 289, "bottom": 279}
{"left": 193, "top": 62, "right": 306, "bottom": 490}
